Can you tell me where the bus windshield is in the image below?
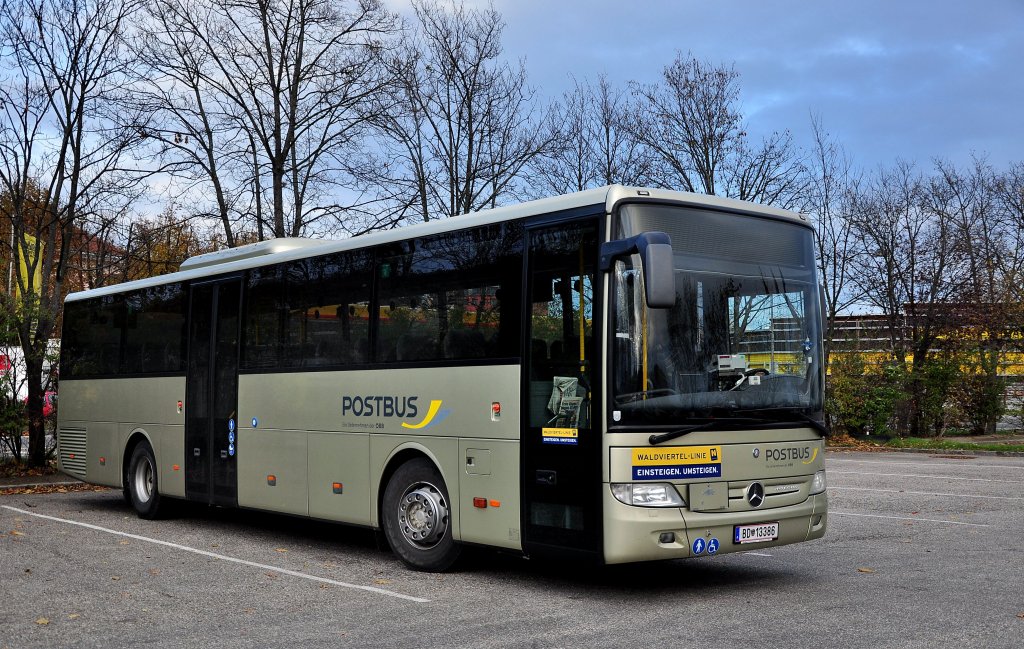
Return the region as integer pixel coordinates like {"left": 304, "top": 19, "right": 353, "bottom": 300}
{"left": 611, "top": 203, "right": 824, "bottom": 427}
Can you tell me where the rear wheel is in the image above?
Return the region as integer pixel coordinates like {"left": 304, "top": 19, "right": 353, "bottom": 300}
{"left": 382, "top": 458, "right": 461, "bottom": 571}
{"left": 127, "top": 442, "right": 165, "bottom": 519}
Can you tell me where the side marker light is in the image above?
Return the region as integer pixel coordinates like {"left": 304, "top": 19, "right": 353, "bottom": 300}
{"left": 473, "top": 497, "right": 487, "bottom": 508}
{"left": 267, "top": 475, "right": 277, "bottom": 486}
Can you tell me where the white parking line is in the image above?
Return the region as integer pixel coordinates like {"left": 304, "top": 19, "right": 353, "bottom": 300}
{"left": 828, "top": 458, "right": 1024, "bottom": 471}
{"left": 830, "top": 486, "right": 1024, "bottom": 501}
{"left": 830, "top": 511, "right": 990, "bottom": 527}
{"left": 1, "top": 505, "right": 429, "bottom": 603}
{"left": 829, "top": 470, "right": 1020, "bottom": 484}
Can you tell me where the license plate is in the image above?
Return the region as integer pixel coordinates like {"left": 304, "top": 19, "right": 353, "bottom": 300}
{"left": 734, "top": 522, "right": 780, "bottom": 544}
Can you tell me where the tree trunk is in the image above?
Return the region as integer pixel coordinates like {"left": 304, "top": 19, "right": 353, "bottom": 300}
{"left": 24, "top": 354, "right": 46, "bottom": 466}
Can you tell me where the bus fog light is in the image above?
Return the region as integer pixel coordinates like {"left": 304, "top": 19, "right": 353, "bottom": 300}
{"left": 611, "top": 483, "right": 686, "bottom": 507}
{"left": 810, "top": 470, "right": 827, "bottom": 495}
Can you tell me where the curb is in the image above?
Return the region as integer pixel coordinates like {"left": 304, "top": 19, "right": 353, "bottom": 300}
{"left": 0, "top": 479, "right": 83, "bottom": 490}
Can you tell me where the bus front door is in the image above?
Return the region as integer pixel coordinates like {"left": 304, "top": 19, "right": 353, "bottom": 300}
{"left": 185, "top": 278, "right": 241, "bottom": 507}
{"left": 522, "top": 219, "right": 603, "bottom": 561}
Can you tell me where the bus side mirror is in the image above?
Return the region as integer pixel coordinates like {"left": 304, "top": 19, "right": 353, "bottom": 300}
{"left": 642, "top": 242, "right": 676, "bottom": 308}
{"left": 599, "top": 231, "right": 676, "bottom": 308}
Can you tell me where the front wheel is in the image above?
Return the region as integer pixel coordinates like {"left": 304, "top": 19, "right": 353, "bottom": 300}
{"left": 127, "top": 441, "right": 165, "bottom": 519}
{"left": 382, "top": 458, "right": 461, "bottom": 571}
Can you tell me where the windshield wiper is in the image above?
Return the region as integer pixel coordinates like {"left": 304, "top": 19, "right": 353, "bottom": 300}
{"left": 732, "top": 408, "right": 830, "bottom": 437}
{"left": 647, "top": 417, "right": 774, "bottom": 445}
{"left": 648, "top": 422, "right": 716, "bottom": 445}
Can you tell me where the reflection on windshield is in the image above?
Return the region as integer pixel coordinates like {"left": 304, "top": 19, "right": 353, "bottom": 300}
{"left": 613, "top": 262, "right": 823, "bottom": 424}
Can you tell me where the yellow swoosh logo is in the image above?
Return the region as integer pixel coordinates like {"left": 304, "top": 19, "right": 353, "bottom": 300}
{"left": 401, "top": 400, "right": 444, "bottom": 430}
{"left": 802, "top": 447, "right": 819, "bottom": 465}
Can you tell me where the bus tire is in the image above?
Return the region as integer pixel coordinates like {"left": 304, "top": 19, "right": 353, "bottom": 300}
{"left": 127, "top": 441, "right": 164, "bottom": 520}
{"left": 382, "top": 458, "right": 461, "bottom": 572}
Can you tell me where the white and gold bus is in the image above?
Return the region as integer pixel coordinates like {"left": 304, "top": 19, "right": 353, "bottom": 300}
{"left": 57, "top": 185, "right": 827, "bottom": 571}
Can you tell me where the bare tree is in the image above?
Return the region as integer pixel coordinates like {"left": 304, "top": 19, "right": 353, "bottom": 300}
{"left": 361, "top": 0, "right": 550, "bottom": 229}
{"left": 996, "top": 161, "right": 1024, "bottom": 302}
{"left": 628, "top": 52, "right": 804, "bottom": 208}
{"left": 929, "top": 157, "right": 1016, "bottom": 433}
{"left": 0, "top": 0, "right": 142, "bottom": 466}
{"left": 849, "top": 161, "right": 963, "bottom": 435}
{"left": 133, "top": 0, "right": 398, "bottom": 241}
{"left": 528, "top": 75, "right": 657, "bottom": 197}
{"left": 133, "top": 0, "right": 243, "bottom": 246}
{"left": 804, "top": 114, "right": 863, "bottom": 366}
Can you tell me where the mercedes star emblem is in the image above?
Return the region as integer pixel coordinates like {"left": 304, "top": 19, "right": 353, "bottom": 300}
{"left": 746, "top": 482, "right": 765, "bottom": 508}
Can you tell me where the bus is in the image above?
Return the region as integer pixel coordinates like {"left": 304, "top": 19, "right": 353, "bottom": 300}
{"left": 57, "top": 185, "right": 827, "bottom": 571}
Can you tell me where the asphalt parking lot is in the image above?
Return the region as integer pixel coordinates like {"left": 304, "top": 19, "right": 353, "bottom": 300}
{"left": 2, "top": 450, "right": 1022, "bottom": 648}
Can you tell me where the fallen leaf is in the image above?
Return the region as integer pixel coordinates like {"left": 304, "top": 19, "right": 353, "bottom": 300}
{"left": 1017, "top": 612, "right": 1024, "bottom": 619}
{"left": 148, "top": 569, "right": 160, "bottom": 576}
{"left": 319, "top": 584, "right": 329, "bottom": 590}
{"left": 10, "top": 530, "right": 24, "bottom": 536}
{"left": 111, "top": 576, "right": 121, "bottom": 581}
{"left": 35, "top": 618, "right": 49, "bottom": 626}
{"left": 275, "top": 548, "right": 287, "bottom": 553}
{"left": 119, "top": 540, "right": 129, "bottom": 545}
{"left": 857, "top": 567, "right": 876, "bottom": 574}
{"left": 373, "top": 578, "right": 391, "bottom": 585}
{"left": 210, "top": 544, "right": 220, "bottom": 548}
{"left": 68, "top": 614, "right": 80, "bottom": 620}
{"left": 24, "top": 568, "right": 31, "bottom": 574}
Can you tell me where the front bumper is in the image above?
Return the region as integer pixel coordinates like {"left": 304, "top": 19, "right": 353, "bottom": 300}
{"left": 602, "top": 488, "right": 828, "bottom": 564}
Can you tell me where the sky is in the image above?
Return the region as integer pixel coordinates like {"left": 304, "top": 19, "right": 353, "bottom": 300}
{"left": 388, "top": 0, "right": 1024, "bottom": 172}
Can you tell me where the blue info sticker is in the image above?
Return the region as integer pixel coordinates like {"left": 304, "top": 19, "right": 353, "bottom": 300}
{"left": 692, "top": 537, "right": 706, "bottom": 555}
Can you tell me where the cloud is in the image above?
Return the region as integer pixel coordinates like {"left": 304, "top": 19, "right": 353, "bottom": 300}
{"left": 387, "top": 0, "right": 1024, "bottom": 169}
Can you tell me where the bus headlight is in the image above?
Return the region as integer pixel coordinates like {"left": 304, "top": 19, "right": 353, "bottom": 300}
{"left": 611, "top": 483, "right": 686, "bottom": 507}
{"left": 810, "top": 470, "right": 827, "bottom": 495}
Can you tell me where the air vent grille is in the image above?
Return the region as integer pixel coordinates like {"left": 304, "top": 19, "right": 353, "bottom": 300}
{"left": 59, "top": 427, "right": 87, "bottom": 478}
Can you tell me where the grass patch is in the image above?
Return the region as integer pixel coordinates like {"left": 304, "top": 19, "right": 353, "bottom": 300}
{"left": 882, "top": 437, "right": 1024, "bottom": 453}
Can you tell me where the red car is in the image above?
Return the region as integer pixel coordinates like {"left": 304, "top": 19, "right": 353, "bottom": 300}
{"left": 22, "top": 391, "right": 57, "bottom": 417}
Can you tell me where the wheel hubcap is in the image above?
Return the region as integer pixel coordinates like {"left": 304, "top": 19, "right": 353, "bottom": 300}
{"left": 134, "top": 457, "right": 153, "bottom": 504}
{"left": 397, "top": 482, "right": 449, "bottom": 548}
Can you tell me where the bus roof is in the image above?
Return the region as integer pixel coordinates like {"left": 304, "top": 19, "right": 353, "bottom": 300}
{"left": 64, "top": 185, "right": 807, "bottom": 303}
